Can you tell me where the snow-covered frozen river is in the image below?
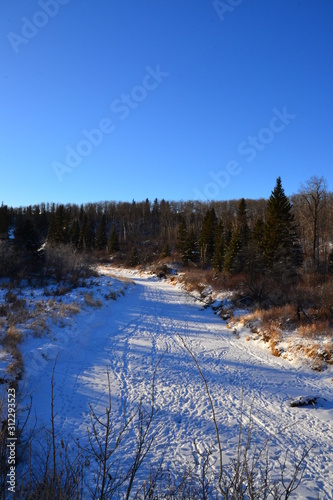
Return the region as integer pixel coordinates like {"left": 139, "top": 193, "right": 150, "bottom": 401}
{"left": 23, "top": 267, "right": 333, "bottom": 498}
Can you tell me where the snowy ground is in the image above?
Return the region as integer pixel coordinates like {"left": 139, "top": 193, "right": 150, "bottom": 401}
{"left": 16, "top": 266, "right": 333, "bottom": 498}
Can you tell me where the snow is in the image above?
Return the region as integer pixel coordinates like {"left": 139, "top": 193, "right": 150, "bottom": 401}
{"left": 15, "top": 266, "right": 333, "bottom": 498}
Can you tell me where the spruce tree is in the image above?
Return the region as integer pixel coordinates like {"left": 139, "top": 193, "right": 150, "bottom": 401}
{"left": 47, "top": 204, "right": 69, "bottom": 245}
{"left": 161, "top": 243, "right": 171, "bottom": 258}
{"left": 263, "top": 177, "right": 302, "bottom": 269}
{"left": 108, "top": 226, "right": 120, "bottom": 253}
{"left": 185, "top": 228, "right": 199, "bottom": 264}
{"left": 78, "top": 213, "right": 95, "bottom": 251}
{"left": 244, "top": 217, "right": 267, "bottom": 302}
{"left": 129, "top": 247, "right": 139, "bottom": 267}
{"left": 14, "top": 214, "right": 39, "bottom": 254}
{"left": 213, "top": 220, "right": 225, "bottom": 272}
{"left": 223, "top": 199, "right": 249, "bottom": 273}
{"left": 14, "top": 213, "right": 42, "bottom": 273}
{"left": 251, "top": 216, "right": 265, "bottom": 251}
{"left": 177, "top": 218, "right": 188, "bottom": 264}
{"left": 199, "top": 208, "right": 217, "bottom": 268}
{"left": 0, "top": 204, "right": 10, "bottom": 240}
{"left": 95, "top": 214, "right": 107, "bottom": 251}
{"left": 70, "top": 220, "right": 80, "bottom": 248}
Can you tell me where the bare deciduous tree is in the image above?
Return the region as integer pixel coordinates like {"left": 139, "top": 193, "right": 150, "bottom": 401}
{"left": 298, "top": 176, "right": 328, "bottom": 271}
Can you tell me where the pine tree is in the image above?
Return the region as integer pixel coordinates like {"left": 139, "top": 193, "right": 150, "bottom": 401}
{"left": 177, "top": 218, "right": 188, "bottom": 264}
{"left": 263, "top": 177, "right": 302, "bottom": 269}
{"left": 70, "top": 220, "right": 80, "bottom": 248}
{"left": 14, "top": 213, "right": 42, "bottom": 273}
{"left": 199, "top": 208, "right": 217, "bottom": 268}
{"left": 185, "top": 228, "right": 199, "bottom": 264}
{"left": 48, "top": 204, "right": 69, "bottom": 245}
{"left": 95, "top": 214, "right": 107, "bottom": 251}
{"left": 129, "top": 247, "right": 139, "bottom": 267}
{"left": 108, "top": 226, "right": 120, "bottom": 254}
{"left": 244, "top": 217, "right": 267, "bottom": 302}
{"left": 224, "top": 199, "right": 249, "bottom": 273}
{"left": 151, "top": 198, "right": 160, "bottom": 237}
{"left": 251, "top": 216, "right": 265, "bottom": 251}
{"left": 78, "top": 213, "right": 95, "bottom": 251}
{"left": 0, "top": 204, "right": 10, "bottom": 240}
{"left": 161, "top": 243, "right": 171, "bottom": 258}
{"left": 85, "top": 220, "right": 95, "bottom": 250}
{"left": 14, "top": 214, "right": 40, "bottom": 254}
{"left": 213, "top": 221, "right": 225, "bottom": 272}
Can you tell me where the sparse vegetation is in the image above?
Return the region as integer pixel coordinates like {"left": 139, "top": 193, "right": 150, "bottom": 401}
{"left": 0, "top": 359, "right": 311, "bottom": 499}
{"left": 84, "top": 291, "right": 102, "bottom": 308}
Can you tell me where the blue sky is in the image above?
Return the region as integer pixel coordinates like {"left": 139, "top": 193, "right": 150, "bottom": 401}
{"left": 1, "top": 0, "right": 333, "bottom": 207}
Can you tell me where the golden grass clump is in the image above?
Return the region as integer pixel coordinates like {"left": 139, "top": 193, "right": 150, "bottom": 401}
{"left": 3, "top": 326, "right": 23, "bottom": 349}
{"left": 84, "top": 292, "right": 102, "bottom": 308}
{"left": 299, "top": 320, "right": 330, "bottom": 338}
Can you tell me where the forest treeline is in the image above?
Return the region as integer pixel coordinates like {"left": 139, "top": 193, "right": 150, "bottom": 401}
{"left": 0, "top": 176, "right": 332, "bottom": 303}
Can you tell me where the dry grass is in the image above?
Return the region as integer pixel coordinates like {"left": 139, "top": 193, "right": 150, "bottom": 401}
{"left": 59, "top": 302, "right": 81, "bottom": 315}
{"left": 85, "top": 292, "right": 102, "bottom": 308}
{"left": 299, "top": 320, "right": 331, "bottom": 338}
{"left": 300, "top": 341, "right": 333, "bottom": 369}
{"left": 241, "top": 304, "right": 295, "bottom": 330}
{"left": 3, "top": 325, "right": 23, "bottom": 349}
{"left": 268, "top": 325, "right": 282, "bottom": 357}
{"left": 28, "top": 316, "right": 50, "bottom": 337}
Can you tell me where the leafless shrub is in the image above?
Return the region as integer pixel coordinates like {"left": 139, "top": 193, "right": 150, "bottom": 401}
{"left": 44, "top": 244, "right": 92, "bottom": 284}
{"left": 17, "top": 356, "right": 85, "bottom": 499}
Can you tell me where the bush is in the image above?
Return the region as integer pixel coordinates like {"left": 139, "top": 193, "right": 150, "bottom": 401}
{"left": 44, "top": 245, "right": 92, "bottom": 283}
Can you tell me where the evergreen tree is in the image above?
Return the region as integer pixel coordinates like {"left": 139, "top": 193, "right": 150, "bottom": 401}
{"left": 14, "top": 215, "right": 40, "bottom": 254}
{"left": 244, "top": 217, "right": 267, "bottom": 302}
{"left": 151, "top": 198, "right": 160, "bottom": 237}
{"left": 236, "top": 198, "right": 249, "bottom": 243}
{"left": 185, "top": 228, "right": 199, "bottom": 264}
{"left": 78, "top": 213, "right": 95, "bottom": 251}
{"left": 35, "top": 204, "right": 49, "bottom": 239}
{"left": 213, "top": 221, "right": 225, "bottom": 272}
{"left": 129, "top": 247, "right": 139, "bottom": 267}
{"left": 177, "top": 218, "right": 188, "bottom": 264}
{"left": 47, "top": 204, "right": 69, "bottom": 245}
{"left": 14, "top": 213, "right": 42, "bottom": 273}
{"left": 224, "top": 199, "right": 249, "bottom": 273}
{"left": 0, "top": 204, "right": 10, "bottom": 240}
{"left": 95, "top": 214, "right": 107, "bottom": 251}
{"left": 263, "top": 177, "right": 302, "bottom": 269}
{"left": 251, "top": 216, "right": 265, "bottom": 251}
{"left": 108, "top": 226, "right": 120, "bottom": 253}
{"left": 199, "top": 208, "right": 217, "bottom": 268}
{"left": 70, "top": 220, "right": 80, "bottom": 248}
{"left": 161, "top": 243, "right": 171, "bottom": 258}
{"left": 84, "top": 220, "right": 95, "bottom": 250}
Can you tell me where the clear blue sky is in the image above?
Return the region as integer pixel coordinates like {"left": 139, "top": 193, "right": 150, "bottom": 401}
{"left": 1, "top": 0, "right": 333, "bottom": 207}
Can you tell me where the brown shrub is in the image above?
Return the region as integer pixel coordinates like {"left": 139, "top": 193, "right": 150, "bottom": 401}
{"left": 84, "top": 292, "right": 102, "bottom": 308}
{"left": 269, "top": 326, "right": 282, "bottom": 357}
{"left": 3, "top": 326, "right": 23, "bottom": 349}
{"left": 299, "top": 320, "right": 331, "bottom": 338}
